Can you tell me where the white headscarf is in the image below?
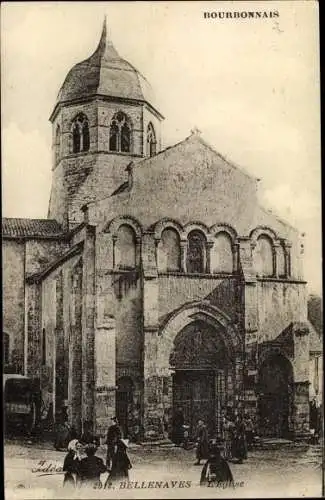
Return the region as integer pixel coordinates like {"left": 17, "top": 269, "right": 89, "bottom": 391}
{"left": 68, "top": 439, "right": 79, "bottom": 452}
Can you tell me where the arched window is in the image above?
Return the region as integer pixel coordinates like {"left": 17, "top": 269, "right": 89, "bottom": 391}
{"left": 277, "top": 245, "right": 286, "bottom": 278}
{"left": 255, "top": 235, "right": 274, "bottom": 277}
{"left": 109, "top": 112, "right": 132, "bottom": 153}
{"left": 187, "top": 230, "right": 206, "bottom": 274}
{"left": 147, "top": 122, "right": 156, "bottom": 157}
{"left": 3, "top": 333, "right": 9, "bottom": 365}
{"left": 158, "top": 228, "right": 181, "bottom": 272}
{"left": 71, "top": 113, "right": 90, "bottom": 153}
{"left": 211, "top": 232, "right": 233, "bottom": 273}
{"left": 55, "top": 125, "right": 61, "bottom": 164}
{"left": 115, "top": 224, "right": 137, "bottom": 269}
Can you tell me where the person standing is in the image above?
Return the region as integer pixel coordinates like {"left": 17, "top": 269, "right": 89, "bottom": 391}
{"left": 106, "top": 417, "right": 122, "bottom": 470}
{"left": 232, "top": 414, "right": 247, "bottom": 464}
{"left": 243, "top": 414, "right": 255, "bottom": 451}
{"left": 200, "top": 440, "right": 233, "bottom": 486}
{"left": 105, "top": 438, "right": 132, "bottom": 485}
{"left": 194, "top": 419, "right": 209, "bottom": 465}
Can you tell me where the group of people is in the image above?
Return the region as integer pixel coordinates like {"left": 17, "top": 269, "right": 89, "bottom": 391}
{"left": 195, "top": 413, "right": 255, "bottom": 486}
{"left": 193, "top": 412, "right": 255, "bottom": 466}
{"left": 62, "top": 416, "right": 132, "bottom": 489}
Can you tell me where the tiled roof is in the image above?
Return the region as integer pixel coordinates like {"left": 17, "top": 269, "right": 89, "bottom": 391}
{"left": 2, "top": 218, "right": 64, "bottom": 238}
{"left": 54, "top": 18, "right": 160, "bottom": 117}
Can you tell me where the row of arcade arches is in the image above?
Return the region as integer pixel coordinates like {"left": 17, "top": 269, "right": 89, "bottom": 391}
{"left": 108, "top": 219, "right": 291, "bottom": 277}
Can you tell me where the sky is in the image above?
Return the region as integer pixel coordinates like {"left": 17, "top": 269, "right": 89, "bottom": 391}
{"left": 1, "top": 1, "right": 321, "bottom": 295}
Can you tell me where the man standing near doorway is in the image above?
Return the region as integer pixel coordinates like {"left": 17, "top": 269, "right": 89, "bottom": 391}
{"left": 106, "top": 417, "right": 122, "bottom": 470}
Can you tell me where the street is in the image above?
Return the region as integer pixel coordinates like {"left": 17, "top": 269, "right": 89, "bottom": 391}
{"left": 4, "top": 440, "right": 323, "bottom": 499}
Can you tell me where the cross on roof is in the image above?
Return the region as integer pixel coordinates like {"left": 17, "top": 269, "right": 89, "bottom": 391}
{"left": 191, "top": 126, "right": 202, "bottom": 135}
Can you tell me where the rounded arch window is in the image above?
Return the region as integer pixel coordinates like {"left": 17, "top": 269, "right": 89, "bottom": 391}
{"left": 211, "top": 232, "right": 233, "bottom": 273}
{"left": 115, "top": 224, "right": 137, "bottom": 269}
{"left": 147, "top": 122, "right": 156, "bottom": 157}
{"left": 71, "top": 113, "right": 90, "bottom": 153}
{"left": 109, "top": 112, "right": 132, "bottom": 153}
{"left": 187, "top": 230, "right": 206, "bottom": 274}
{"left": 158, "top": 228, "right": 181, "bottom": 272}
{"left": 255, "top": 235, "right": 274, "bottom": 277}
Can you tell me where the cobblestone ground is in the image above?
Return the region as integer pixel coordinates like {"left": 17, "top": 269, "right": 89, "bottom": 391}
{"left": 4, "top": 439, "right": 323, "bottom": 499}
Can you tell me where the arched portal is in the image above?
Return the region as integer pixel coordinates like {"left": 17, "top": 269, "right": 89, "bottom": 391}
{"left": 257, "top": 353, "right": 294, "bottom": 438}
{"left": 170, "top": 320, "right": 233, "bottom": 439}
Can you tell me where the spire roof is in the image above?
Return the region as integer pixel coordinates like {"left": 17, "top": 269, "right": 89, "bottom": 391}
{"left": 52, "top": 17, "right": 161, "bottom": 119}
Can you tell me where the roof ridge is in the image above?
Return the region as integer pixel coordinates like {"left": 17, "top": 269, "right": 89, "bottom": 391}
{"left": 257, "top": 205, "right": 297, "bottom": 232}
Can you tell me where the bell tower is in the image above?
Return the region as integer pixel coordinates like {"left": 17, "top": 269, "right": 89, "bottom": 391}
{"left": 48, "top": 17, "right": 164, "bottom": 228}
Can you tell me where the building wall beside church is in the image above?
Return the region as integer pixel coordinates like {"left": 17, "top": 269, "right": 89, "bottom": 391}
{"left": 3, "top": 240, "right": 25, "bottom": 373}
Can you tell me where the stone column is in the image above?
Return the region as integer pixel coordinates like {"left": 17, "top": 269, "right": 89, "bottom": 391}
{"left": 234, "top": 350, "right": 245, "bottom": 413}
{"left": 143, "top": 327, "right": 165, "bottom": 440}
{"left": 69, "top": 259, "right": 83, "bottom": 435}
{"left": 24, "top": 280, "right": 42, "bottom": 378}
{"left": 233, "top": 242, "right": 240, "bottom": 273}
{"left": 206, "top": 241, "right": 214, "bottom": 274}
{"left": 273, "top": 243, "right": 280, "bottom": 278}
{"left": 81, "top": 225, "right": 96, "bottom": 430}
{"left": 142, "top": 232, "right": 164, "bottom": 439}
{"left": 180, "top": 240, "right": 187, "bottom": 272}
{"left": 55, "top": 271, "right": 65, "bottom": 420}
{"left": 284, "top": 241, "right": 292, "bottom": 278}
{"left": 292, "top": 322, "right": 310, "bottom": 439}
{"left": 237, "top": 238, "right": 258, "bottom": 417}
{"left": 135, "top": 236, "right": 142, "bottom": 268}
{"left": 94, "top": 317, "right": 117, "bottom": 439}
{"left": 112, "top": 235, "right": 117, "bottom": 269}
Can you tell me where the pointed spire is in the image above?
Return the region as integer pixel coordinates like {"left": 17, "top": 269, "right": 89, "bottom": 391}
{"left": 96, "top": 14, "right": 119, "bottom": 59}
{"left": 101, "top": 15, "right": 112, "bottom": 45}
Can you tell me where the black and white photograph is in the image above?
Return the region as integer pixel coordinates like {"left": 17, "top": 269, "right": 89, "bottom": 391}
{"left": 2, "top": 1, "right": 323, "bottom": 498}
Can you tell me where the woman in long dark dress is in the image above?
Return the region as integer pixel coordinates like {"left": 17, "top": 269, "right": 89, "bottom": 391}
{"left": 106, "top": 439, "right": 132, "bottom": 485}
{"left": 200, "top": 441, "right": 233, "bottom": 486}
{"left": 232, "top": 415, "right": 247, "bottom": 463}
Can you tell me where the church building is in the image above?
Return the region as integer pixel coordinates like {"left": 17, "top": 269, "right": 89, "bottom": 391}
{"left": 3, "top": 18, "right": 316, "bottom": 441}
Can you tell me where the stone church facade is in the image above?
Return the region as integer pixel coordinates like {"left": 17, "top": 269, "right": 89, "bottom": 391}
{"left": 3, "top": 19, "right": 315, "bottom": 441}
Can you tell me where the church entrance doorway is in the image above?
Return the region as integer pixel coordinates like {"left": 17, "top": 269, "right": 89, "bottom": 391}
{"left": 170, "top": 320, "right": 231, "bottom": 440}
{"left": 257, "top": 353, "right": 293, "bottom": 438}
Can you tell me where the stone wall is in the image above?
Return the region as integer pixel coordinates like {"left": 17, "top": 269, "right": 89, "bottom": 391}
{"left": 2, "top": 240, "right": 25, "bottom": 373}
{"left": 36, "top": 242, "right": 86, "bottom": 430}
{"left": 158, "top": 275, "right": 239, "bottom": 322}
{"left": 257, "top": 280, "right": 307, "bottom": 343}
